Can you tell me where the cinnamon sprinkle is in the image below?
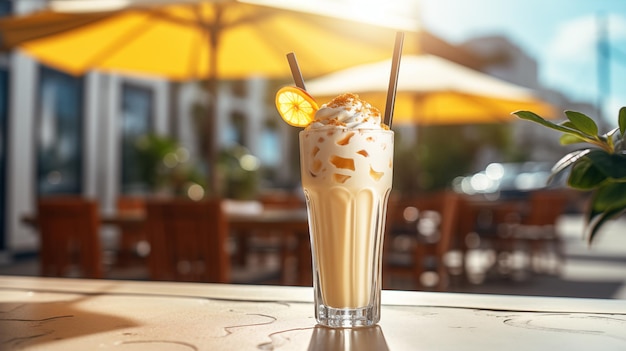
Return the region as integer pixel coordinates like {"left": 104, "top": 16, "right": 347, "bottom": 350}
{"left": 325, "top": 93, "right": 381, "bottom": 119}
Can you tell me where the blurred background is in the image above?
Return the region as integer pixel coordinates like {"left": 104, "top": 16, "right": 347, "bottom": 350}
{"left": 0, "top": 0, "right": 624, "bottom": 298}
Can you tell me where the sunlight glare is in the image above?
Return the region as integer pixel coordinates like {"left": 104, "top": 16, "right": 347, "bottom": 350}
{"left": 50, "top": 0, "right": 132, "bottom": 12}
{"left": 241, "top": 0, "right": 420, "bottom": 31}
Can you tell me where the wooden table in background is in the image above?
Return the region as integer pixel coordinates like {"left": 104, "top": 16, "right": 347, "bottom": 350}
{"left": 228, "top": 209, "right": 311, "bottom": 286}
{"left": 21, "top": 209, "right": 312, "bottom": 285}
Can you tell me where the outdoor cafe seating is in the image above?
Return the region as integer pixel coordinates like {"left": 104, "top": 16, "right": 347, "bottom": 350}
{"left": 144, "top": 198, "right": 230, "bottom": 283}
{"left": 28, "top": 195, "right": 304, "bottom": 284}
{"left": 457, "top": 188, "right": 573, "bottom": 282}
{"left": 383, "top": 191, "right": 462, "bottom": 291}
{"left": 36, "top": 196, "right": 104, "bottom": 279}
{"left": 27, "top": 187, "right": 572, "bottom": 292}
{"left": 517, "top": 189, "right": 572, "bottom": 273}
{"left": 382, "top": 187, "right": 575, "bottom": 291}
{"left": 114, "top": 196, "right": 148, "bottom": 268}
{"left": 485, "top": 189, "right": 572, "bottom": 275}
{"left": 235, "top": 192, "right": 307, "bottom": 281}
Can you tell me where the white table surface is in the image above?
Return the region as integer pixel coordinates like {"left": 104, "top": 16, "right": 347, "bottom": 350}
{"left": 1, "top": 275, "right": 625, "bottom": 350}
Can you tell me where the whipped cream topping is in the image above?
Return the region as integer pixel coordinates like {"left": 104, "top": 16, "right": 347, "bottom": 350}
{"left": 307, "top": 93, "right": 387, "bottom": 130}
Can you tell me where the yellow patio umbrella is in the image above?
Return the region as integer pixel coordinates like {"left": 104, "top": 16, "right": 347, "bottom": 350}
{"left": 306, "top": 54, "right": 556, "bottom": 125}
{"left": 0, "top": 0, "right": 422, "bottom": 194}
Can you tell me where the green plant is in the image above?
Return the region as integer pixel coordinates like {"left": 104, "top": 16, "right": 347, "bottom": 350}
{"left": 217, "top": 144, "right": 260, "bottom": 200}
{"left": 513, "top": 107, "right": 626, "bottom": 243}
{"left": 134, "top": 133, "right": 205, "bottom": 197}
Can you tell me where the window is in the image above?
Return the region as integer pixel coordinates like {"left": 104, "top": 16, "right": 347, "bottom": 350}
{"left": 258, "top": 119, "right": 280, "bottom": 167}
{"left": 120, "top": 83, "right": 153, "bottom": 194}
{"left": 0, "top": 2, "right": 12, "bottom": 18}
{"left": 37, "top": 67, "right": 84, "bottom": 195}
{"left": 0, "top": 2, "right": 12, "bottom": 250}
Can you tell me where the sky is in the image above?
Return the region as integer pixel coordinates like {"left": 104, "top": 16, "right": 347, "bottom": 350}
{"left": 418, "top": 0, "right": 626, "bottom": 123}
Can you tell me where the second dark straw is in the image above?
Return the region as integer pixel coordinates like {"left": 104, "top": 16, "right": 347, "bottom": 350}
{"left": 383, "top": 32, "right": 404, "bottom": 127}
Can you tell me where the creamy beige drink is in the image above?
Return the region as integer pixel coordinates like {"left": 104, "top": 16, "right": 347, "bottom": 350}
{"left": 299, "top": 93, "right": 393, "bottom": 327}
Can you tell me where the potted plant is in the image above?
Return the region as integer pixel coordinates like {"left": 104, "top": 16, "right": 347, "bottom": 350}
{"left": 134, "top": 133, "right": 205, "bottom": 197}
{"left": 513, "top": 107, "right": 626, "bottom": 243}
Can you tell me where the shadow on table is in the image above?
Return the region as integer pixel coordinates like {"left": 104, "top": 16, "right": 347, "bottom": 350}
{"left": 307, "top": 325, "right": 389, "bottom": 351}
{"left": 0, "top": 298, "right": 136, "bottom": 349}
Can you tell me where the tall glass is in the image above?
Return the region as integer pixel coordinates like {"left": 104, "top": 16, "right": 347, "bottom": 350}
{"left": 300, "top": 128, "right": 394, "bottom": 328}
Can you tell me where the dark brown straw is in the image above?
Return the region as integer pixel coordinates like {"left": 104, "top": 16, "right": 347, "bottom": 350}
{"left": 286, "top": 52, "right": 306, "bottom": 90}
{"left": 383, "top": 32, "right": 404, "bottom": 127}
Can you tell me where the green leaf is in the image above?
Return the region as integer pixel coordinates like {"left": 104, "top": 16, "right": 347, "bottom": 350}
{"left": 513, "top": 110, "right": 587, "bottom": 138}
{"left": 565, "top": 110, "right": 598, "bottom": 136}
{"left": 603, "top": 127, "right": 619, "bottom": 150}
{"left": 585, "top": 149, "right": 626, "bottom": 180}
{"left": 617, "top": 106, "right": 626, "bottom": 138}
{"left": 586, "top": 207, "right": 626, "bottom": 244}
{"left": 559, "top": 121, "right": 578, "bottom": 129}
{"left": 567, "top": 156, "right": 607, "bottom": 190}
{"left": 591, "top": 182, "right": 626, "bottom": 212}
{"left": 559, "top": 133, "right": 587, "bottom": 145}
{"left": 548, "top": 149, "right": 590, "bottom": 184}
{"left": 585, "top": 181, "right": 626, "bottom": 244}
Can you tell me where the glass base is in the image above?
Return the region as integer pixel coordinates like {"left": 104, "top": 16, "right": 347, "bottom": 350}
{"left": 317, "top": 304, "right": 379, "bottom": 328}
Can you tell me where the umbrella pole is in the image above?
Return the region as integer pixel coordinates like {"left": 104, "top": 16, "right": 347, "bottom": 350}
{"left": 206, "top": 75, "right": 219, "bottom": 198}
{"left": 202, "top": 3, "right": 221, "bottom": 199}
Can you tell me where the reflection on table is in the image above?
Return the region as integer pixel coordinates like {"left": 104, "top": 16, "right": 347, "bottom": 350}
{"left": 1, "top": 275, "right": 624, "bottom": 351}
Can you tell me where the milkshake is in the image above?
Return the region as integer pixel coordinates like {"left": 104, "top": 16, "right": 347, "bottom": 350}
{"left": 299, "top": 93, "right": 393, "bottom": 327}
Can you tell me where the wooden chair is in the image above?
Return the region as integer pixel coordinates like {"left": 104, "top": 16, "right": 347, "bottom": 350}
{"left": 461, "top": 190, "right": 569, "bottom": 279}
{"left": 384, "top": 191, "right": 461, "bottom": 291}
{"left": 454, "top": 197, "right": 527, "bottom": 282}
{"left": 37, "top": 196, "right": 103, "bottom": 279}
{"left": 114, "top": 196, "right": 147, "bottom": 267}
{"left": 512, "top": 189, "right": 571, "bottom": 274}
{"left": 145, "top": 198, "right": 230, "bottom": 283}
{"left": 232, "top": 192, "right": 307, "bottom": 285}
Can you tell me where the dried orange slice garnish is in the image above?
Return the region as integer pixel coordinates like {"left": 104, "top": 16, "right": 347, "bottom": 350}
{"left": 275, "top": 86, "right": 318, "bottom": 127}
